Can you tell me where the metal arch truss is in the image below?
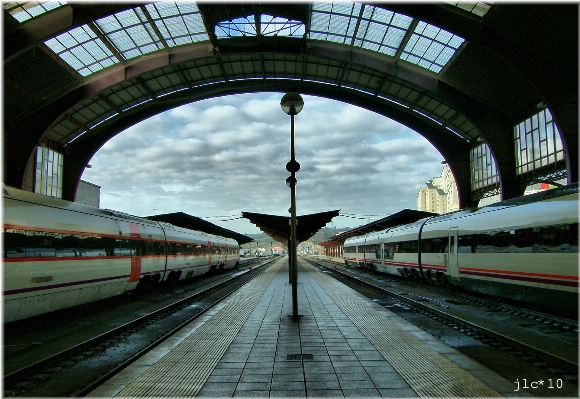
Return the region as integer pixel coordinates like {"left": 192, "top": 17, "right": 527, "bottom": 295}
{"left": 518, "top": 166, "right": 568, "bottom": 188}
{"left": 471, "top": 184, "right": 501, "bottom": 202}
{"left": 471, "top": 164, "right": 568, "bottom": 202}
{"left": 44, "top": 53, "right": 479, "bottom": 146}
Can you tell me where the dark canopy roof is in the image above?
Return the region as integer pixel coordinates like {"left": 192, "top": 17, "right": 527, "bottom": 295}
{"left": 242, "top": 210, "right": 340, "bottom": 244}
{"left": 319, "top": 209, "right": 436, "bottom": 247}
{"left": 145, "top": 212, "right": 254, "bottom": 245}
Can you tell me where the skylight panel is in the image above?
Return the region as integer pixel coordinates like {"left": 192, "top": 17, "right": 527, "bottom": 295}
{"left": 400, "top": 21, "right": 464, "bottom": 73}
{"left": 216, "top": 15, "right": 256, "bottom": 37}
{"left": 261, "top": 14, "right": 305, "bottom": 37}
{"left": 310, "top": 2, "right": 361, "bottom": 44}
{"left": 215, "top": 14, "right": 305, "bottom": 38}
{"left": 445, "top": 1, "right": 492, "bottom": 17}
{"left": 310, "top": 3, "right": 464, "bottom": 74}
{"left": 94, "top": 8, "right": 163, "bottom": 60}
{"left": 4, "top": 1, "right": 66, "bottom": 23}
{"left": 45, "top": 25, "right": 119, "bottom": 77}
{"left": 42, "top": 3, "right": 210, "bottom": 77}
{"left": 145, "top": 2, "right": 209, "bottom": 46}
{"left": 311, "top": 3, "right": 413, "bottom": 55}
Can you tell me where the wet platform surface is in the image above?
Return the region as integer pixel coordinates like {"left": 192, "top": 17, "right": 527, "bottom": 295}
{"left": 89, "top": 257, "right": 526, "bottom": 397}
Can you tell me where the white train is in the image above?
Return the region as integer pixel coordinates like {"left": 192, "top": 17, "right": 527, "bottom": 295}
{"left": 343, "top": 184, "right": 578, "bottom": 315}
{"left": 3, "top": 186, "right": 240, "bottom": 323}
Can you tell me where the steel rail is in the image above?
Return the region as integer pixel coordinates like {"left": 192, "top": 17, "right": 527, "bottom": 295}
{"left": 3, "top": 258, "right": 275, "bottom": 396}
{"left": 306, "top": 257, "right": 578, "bottom": 374}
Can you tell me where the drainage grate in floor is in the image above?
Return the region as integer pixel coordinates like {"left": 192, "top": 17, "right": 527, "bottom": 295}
{"left": 286, "top": 354, "right": 313, "bottom": 360}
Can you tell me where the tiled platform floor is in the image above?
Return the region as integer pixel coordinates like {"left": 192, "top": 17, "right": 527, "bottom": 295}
{"left": 89, "top": 257, "right": 528, "bottom": 398}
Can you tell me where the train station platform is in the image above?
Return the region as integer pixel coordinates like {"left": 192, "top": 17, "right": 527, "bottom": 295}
{"left": 89, "top": 257, "right": 524, "bottom": 398}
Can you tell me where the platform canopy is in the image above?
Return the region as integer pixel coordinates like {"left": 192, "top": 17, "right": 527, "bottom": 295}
{"left": 319, "top": 209, "right": 436, "bottom": 247}
{"left": 145, "top": 212, "right": 254, "bottom": 245}
{"left": 242, "top": 210, "right": 340, "bottom": 244}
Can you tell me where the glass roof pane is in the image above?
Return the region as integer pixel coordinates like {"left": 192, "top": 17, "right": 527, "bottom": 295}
{"left": 401, "top": 21, "right": 464, "bottom": 73}
{"left": 261, "top": 14, "right": 305, "bottom": 37}
{"left": 310, "top": 2, "right": 463, "bottom": 74}
{"left": 45, "top": 25, "right": 120, "bottom": 76}
{"left": 4, "top": 1, "right": 67, "bottom": 23}
{"left": 311, "top": 3, "right": 413, "bottom": 58}
{"left": 216, "top": 15, "right": 255, "bottom": 37}
{"left": 155, "top": 2, "right": 181, "bottom": 17}
{"left": 165, "top": 16, "right": 188, "bottom": 36}
{"left": 216, "top": 14, "right": 305, "bottom": 38}
{"left": 97, "top": 15, "right": 122, "bottom": 32}
{"left": 94, "top": 9, "right": 161, "bottom": 60}
{"left": 116, "top": 9, "right": 142, "bottom": 28}
{"left": 147, "top": 3, "right": 208, "bottom": 45}
{"left": 372, "top": 7, "right": 394, "bottom": 24}
{"left": 444, "top": 1, "right": 492, "bottom": 17}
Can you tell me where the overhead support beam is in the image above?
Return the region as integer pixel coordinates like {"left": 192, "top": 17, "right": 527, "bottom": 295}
{"left": 438, "top": 82, "right": 524, "bottom": 201}
{"left": 4, "top": 3, "right": 576, "bottom": 203}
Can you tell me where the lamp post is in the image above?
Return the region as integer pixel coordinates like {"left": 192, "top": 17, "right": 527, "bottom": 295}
{"left": 281, "top": 92, "right": 303, "bottom": 322}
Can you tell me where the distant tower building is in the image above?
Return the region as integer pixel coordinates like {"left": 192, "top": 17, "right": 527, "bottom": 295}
{"left": 417, "top": 165, "right": 459, "bottom": 214}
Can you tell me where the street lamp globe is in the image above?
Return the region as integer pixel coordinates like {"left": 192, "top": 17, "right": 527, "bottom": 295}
{"left": 280, "top": 92, "right": 304, "bottom": 115}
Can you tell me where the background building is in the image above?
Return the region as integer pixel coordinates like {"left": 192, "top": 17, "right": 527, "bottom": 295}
{"left": 417, "top": 165, "right": 459, "bottom": 214}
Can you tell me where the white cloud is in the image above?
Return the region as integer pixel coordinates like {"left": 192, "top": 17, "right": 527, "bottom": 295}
{"left": 82, "top": 93, "right": 445, "bottom": 234}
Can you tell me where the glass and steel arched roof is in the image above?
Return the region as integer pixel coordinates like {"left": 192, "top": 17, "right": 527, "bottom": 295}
{"left": 5, "top": 1, "right": 576, "bottom": 205}
{"left": 33, "top": 2, "right": 466, "bottom": 78}
{"left": 6, "top": 1, "right": 486, "bottom": 146}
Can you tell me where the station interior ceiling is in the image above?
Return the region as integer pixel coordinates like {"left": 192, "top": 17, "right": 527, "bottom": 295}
{"left": 3, "top": 2, "right": 577, "bottom": 242}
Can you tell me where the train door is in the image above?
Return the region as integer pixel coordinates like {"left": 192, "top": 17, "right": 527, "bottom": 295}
{"left": 447, "top": 227, "right": 460, "bottom": 279}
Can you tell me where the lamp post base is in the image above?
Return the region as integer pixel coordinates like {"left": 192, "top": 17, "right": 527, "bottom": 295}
{"left": 287, "top": 314, "right": 303, "bottom": 321}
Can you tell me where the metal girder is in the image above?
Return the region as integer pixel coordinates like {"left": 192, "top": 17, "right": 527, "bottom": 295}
{"left": 3, "top": 2, "right": 577, "bottom": 205}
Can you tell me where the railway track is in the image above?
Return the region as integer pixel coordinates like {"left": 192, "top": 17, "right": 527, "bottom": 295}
{"left": 314, "top": 256, "right": 578, "bottom": 332}
{"left": 3, "top": 258, "right": 275, "bottom": 397}
{"left": 305, "top": 257, "right": 578, "bottom": 396}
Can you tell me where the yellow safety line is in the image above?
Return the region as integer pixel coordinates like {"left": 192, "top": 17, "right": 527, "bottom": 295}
{"left": 115, "top": 260, "right": 283, "bottom": 397}
{"left": 304, "top": 260, "right": 503, "bottom": 398}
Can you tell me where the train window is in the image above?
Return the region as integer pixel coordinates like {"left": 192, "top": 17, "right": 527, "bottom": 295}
{"left": 493, "top": 231, "right": 512, "bottom": 253}
{"left": 569, "top": 223, "right": 578, "bottom": 252}
{"left": 397, "top": 240, "right": 418, "bottom": 253}
{"left": 421, "top": 239, "right": 430, "bottom": 253}
{"left": 83, "top": 236, "right": 107, "bottom": 257}
{"left": 134, "top": 241, "right": 146, "bottom": 256}
{"left": 166, "top": 243, "right": 177, "bottom": 255}
{"left": 150, "top": 241, "right": 165, "bottom": 255}
{"left": 4, "top": 229, "right": 137, "bottom": 258}
{"left": 197, "top": 245, "right": 207, "bottom": 255}
{"left": 114, "top": 239, "right": 132, "bottom": 256}
{"left": 4, "top": 229, "right": 28, "bottom": 258}
{"left": 476, "top": 233, "right": 492, "bottom": 253}
{"left": 134, "top": 240, "right": 165, "bottom": 256}
{"left": 457, "top": 235, "right": 474, "bottom": 253}
{"left": 421, "top": 237, "right": 446, "bottom": 253}
{"left": 175, "top": 243, "right": 190, "bottom": 255}
{"left": 360, "top": 244, "right": 379, "bottom": 257}
{"left": 59, "top": 235, "right": 85, "bottom": 257}
{"left": 383, "top": 243, "right": 395, "bottom": 259}
{"left": 538, "top": 225, "right": 562, "bottom": 252}
{"left": 514, "top": 228, "right": 534, "bottom": 252}
{"left": 343, "top": 246, "right": 356, "bottom": 254}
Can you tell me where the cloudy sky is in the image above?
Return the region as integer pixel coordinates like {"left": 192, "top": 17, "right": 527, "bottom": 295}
{"left": 81, "top": 93, "right": 445, "bottom": 235}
